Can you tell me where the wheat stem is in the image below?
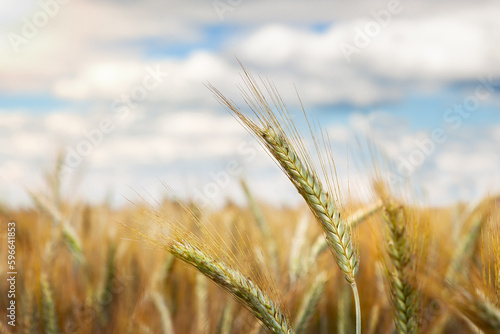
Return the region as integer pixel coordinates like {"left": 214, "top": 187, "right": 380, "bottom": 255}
{"left": 294, "top": 272, "right": 326, "bottom": 334}
{"left": 216, "top": 300, "right": 234, "bottom": 334}
{"left": 149, "top": 291, "right": 175, "bottom": 334}
{"left": 289, "top": 213, "right": 310, "bottom": 285}
{"left": 337, "top": 280, "right": 351, "bottom": 334}
{"left": 451, "top": 289, "right": 500, "bottom": 333}
{"left": 196, "top": 272, "right": 209, "bottom": 334}
{"left": 41, "top": 275, "right": 60, "bottom": 334}
{"left": 241, "top": 178, "right": 279, "bottom": 273}
{"left": 351, "top": 282, "right": 361, "bottom": 334}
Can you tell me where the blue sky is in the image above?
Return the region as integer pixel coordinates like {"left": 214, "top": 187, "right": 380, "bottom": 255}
{"left": 1, "top": 0, "right": 499, "bottom": 208}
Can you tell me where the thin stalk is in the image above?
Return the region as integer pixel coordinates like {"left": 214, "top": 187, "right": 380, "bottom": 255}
{"left": 294, "top": 272, "right": 326, "bottom": 333}
{"left": 351, "top": 282, "right": 361, "bottom": 334}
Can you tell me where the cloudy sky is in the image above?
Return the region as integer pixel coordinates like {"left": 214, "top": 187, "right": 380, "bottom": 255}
{"left": 1, "top": 0, "right": 500, "bottom": 208}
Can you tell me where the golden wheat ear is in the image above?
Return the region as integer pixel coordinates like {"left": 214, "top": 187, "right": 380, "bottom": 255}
{"left": 208, "top": 64, "right": 361, "bottom": 334}
{"left": 169, "top": 240, "right": 294, "bottom": 334}
{"left": 130, "top": 198, "right": 294, "bottom": 334}
{"left": 372, "top": 179, "right": 421, "bottom": 334}
{"left": 208, "top": 67, "right": 358, "bottom": 285}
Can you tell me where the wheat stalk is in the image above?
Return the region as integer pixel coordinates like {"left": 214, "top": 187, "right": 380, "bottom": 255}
{"left": 289, "top": 213, "right": 310, "bottom": 285}
{"left": 209, "top": 66, "right": 361, "bottom": 333}
{"left": 216, "top": 300, "right": 234, "bottom": 334}
{"left": 433, "top": 197, "right": 497, "bottom": 331}
{"left": 149, "top": 291, "right": 175, "bottom": 334}
{"left": 381, "top": 201, "right": 419, "bottom": 334}
{"left": 366, "top": 302, "right": 381, "bottom": 334}
{"left": 41, "top": 275, "right": 60, "bottom": 334}
{"left": 337, "top": 279, "right": 353, "bottom": 334}
{"left": 241, "top": 178, "right": 279, "bottom": 274}
{"left": 447, "top": 205, "right": 491, "bottom": 283}
{"left": 448, "top": 288, "right": 500, "bottom": 333}
{"left": 209, "top": 73, "right": 358, "bottom": 286}
{"left": 96, "top": 243, "right": 116, "bottom": 325}
{"left": 28, "top": 152, "right": 85, "bottom": 263}
{"left": 196, "top": 272, "right": 209, "bottom": 334}
{"left": 294, "top": 272, "right": 327, "bottom": 334}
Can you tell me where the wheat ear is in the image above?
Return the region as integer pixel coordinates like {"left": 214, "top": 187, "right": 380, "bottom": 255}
{"left": 210, "top": 95, "right": 360, "bottom": 285}
{"left": 260, "top": 126, "right": 358, "bottom": 283}
{"left": 449, "top": 289, "right": 500, "bottom": 333}
{"left": 249, "top": 124, "right": 363, "bottom": 333}
{"left": 382, "top": 202, "right": 419, "bottom": 334}
{"left": 307, "top": 200, "right": 382, "bottom": 273}
{"left": 168, "top": 240, "right": 293, "bottom": 334}
{"left": 209, "top": 68, "right": 360, "bottom": 333}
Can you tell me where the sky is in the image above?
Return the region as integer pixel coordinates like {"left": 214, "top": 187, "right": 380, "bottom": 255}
{"left": 1, "top": 0, "right": 500, "bottom": 208}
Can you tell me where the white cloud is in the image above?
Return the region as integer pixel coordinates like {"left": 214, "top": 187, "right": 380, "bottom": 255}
{"left": 158, "top": 110, "right": 243, "bottom": 136}
{"left": 0, "top": 112, "right": 28, "bottom": 129}
{"left": 1, "top": 0, "right": 500, "bottom": 207}
{"left": 238, "top": 25, "right": 312, "bottom": 67}
{"left": 436, "top": 152, "right": 499, "bottom": 173}
{"left": 0, "top": 161, "right": 30, "bottom": 182}
{"left": 44, "top": 112, "right": 87, "bottom": 135}
{"left": 491, "top": 125, "right": 500, "bottom": 142}
{"left": 356, "top": 9, "right": 500, "bottom": 81}
{"left": 53, "top": 62, "right": 146, "bottom": 100}
{"left": 345, "top": 111, "right": 500, "bottom": 205}
{"left": 2, "top": 0, "right": 500, "bottom": 107}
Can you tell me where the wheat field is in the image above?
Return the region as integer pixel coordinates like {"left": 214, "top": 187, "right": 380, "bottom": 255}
{"left": 1, "top": 71, "right": 499, "bottom": 334}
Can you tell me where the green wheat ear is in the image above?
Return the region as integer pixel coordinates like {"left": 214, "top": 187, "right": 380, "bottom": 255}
{"left": 208, "top": 69, "right": 358, "bottom": 285}
{"left": 41, "top": 275, "right": 60, "bottom": 334}
{"left": 208, "top": 64, "right": 361, "bottom": 334}
{"left": 169, "top": 240, "right": 294, "bottom": 334}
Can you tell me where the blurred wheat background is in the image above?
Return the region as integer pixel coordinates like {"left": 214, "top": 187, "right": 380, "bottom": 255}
{"left": 0, "top": 148, "right": 499, "bottom": 333}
